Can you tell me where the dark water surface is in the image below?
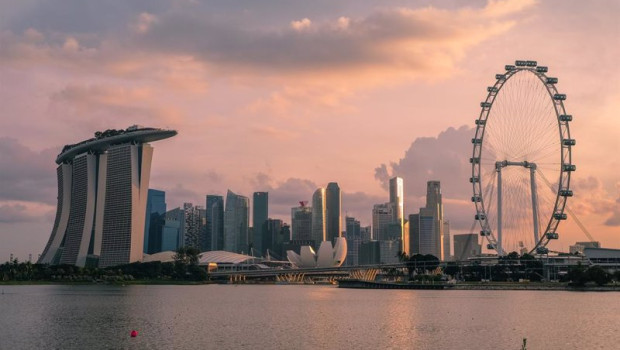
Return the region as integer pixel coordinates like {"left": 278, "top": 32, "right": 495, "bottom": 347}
{"left": 0, "top": 285, "right": 618, "bottom": 349}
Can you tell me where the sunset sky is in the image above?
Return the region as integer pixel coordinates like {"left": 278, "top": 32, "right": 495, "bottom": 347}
{"left": 1, "top": 0, "right": 618, "bottom": 260}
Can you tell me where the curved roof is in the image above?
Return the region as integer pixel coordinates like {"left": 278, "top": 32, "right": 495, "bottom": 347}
{"left": 142, "top": 251, "right": 177, "bottom": 263}
{"left": 56, "top": 127, "right": 177, "bottom": 164}
{"left": 198, "top": 250, "right": 263, "bottom": 265}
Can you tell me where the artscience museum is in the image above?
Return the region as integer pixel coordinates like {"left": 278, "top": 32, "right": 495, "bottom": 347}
{"left": 287, "top": 237, "right": 347, "bottom": 268}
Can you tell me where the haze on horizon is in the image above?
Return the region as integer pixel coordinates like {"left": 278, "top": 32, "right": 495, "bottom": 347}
{"left": 0, "top": 0, "right": 618, "bottom": 261}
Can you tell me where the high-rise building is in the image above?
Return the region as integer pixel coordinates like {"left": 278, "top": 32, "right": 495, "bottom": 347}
{"left": 224, "top": 190, "right": 249, "bottom": 253}
{"left": 380, "top": 240, "right": 401, "bottom": 264}
{"left": 389, "top": 176, "right": 404, "bottom": 236}
{"left": 345, "top": 237, "right": 362, "bottom": 266}
{"left": 38, "top": 126, "right": 176, "bottom": 267}
{"left": 409, "top": 214, "right": 420, "bottom": 254}
{"left": 453, "top": 234, "right": 482, "bottom": 260}
{"left": 144, "top": 189, "right": 166, "bottom": 254}
{"left": 263, "top": 219, "right": 292, "bottom": 260}
{"left": 325, "top": 182, "right": 342, "bottom": 243}
{"left": 426, "top": 181, "right": 444, "bottom": 260}
{"left": 372, "top": 203, "right": 393, "bottom": 241}
{"left": 181, "top": 203, "right": 206, "bottom": 251}
{"left": 443, "top": 220, "right": 451, "bottom": 261}
{"left": 345, "top": 216, "right": 361, "bottom": 239}
{"left": 360, "top": 225, "right": 372, "bottom": 242}
{"left": 206, "top": 195, "right": 224, "bottom": 251}
{"left": 409, "top": 181, "right": 444, "bottom": 259}
{"left": 291, "top": 203, "right": 313, "bottom": 242}
{"left": 359, "top": 241, "right": 381, "bottom": 265}
{"left": 253, "top": 192, "right": 269, "bottom": 255}
{"left": 162, "top": 208, "right": 182, "bottom": 251}
{"left": 311, "top": 188, "right": 326, "bottom": 248}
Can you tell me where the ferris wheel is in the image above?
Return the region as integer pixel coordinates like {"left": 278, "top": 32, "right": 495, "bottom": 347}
{"left": 471, "top": 60, "right": 574, "bottom": 256}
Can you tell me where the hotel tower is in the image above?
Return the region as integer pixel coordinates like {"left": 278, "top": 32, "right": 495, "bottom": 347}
{"left": 38, "top": 126, "right": 176, "bottom": 267}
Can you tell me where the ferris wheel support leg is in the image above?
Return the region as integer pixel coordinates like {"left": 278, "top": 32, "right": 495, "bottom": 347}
{"left": 497, "top": 167, "right": 503, "bottom": 256}
{"left": 530, "top": 166, "right": 540, "bottom": 244}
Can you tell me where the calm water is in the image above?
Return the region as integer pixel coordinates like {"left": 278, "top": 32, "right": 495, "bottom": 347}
{"left": 0, "top": 284, "right": 618, "bottom": 349}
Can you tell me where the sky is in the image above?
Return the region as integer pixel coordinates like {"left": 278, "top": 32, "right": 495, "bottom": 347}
{"left": 0, "top": 0, "right": 618, "bottom": 261}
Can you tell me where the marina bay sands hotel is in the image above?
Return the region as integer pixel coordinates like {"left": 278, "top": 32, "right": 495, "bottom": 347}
{"left": 38, "top": 126, "right": 176, "bottom": 268}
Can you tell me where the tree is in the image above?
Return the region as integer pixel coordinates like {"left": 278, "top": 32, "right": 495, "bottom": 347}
{"left": 586, "top": 266, "right": 610, "bottom": 286}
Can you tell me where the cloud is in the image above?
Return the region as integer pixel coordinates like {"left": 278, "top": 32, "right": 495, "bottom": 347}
{"left": 0, "top": 203, "right": 49, "bottom": 223}
{"left": 603, "top": 182, "right": 620, "bottom": 227}
{"left": 375, "top": 125, "right": 474, "bottom": 199}
{"left": 0, "top": 138, "right": 57, "bottom": 204}
{"left": 135, "top": 0, "right": 534, "bottom": 79}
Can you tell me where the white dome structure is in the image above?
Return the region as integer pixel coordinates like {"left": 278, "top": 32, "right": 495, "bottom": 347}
{"left": 287, "top": 237, "right": 347, "bottom": 268}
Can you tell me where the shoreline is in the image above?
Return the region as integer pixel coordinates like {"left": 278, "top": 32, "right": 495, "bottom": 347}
{"left": 2, "top": 279, "right": 620, "bottom": 291}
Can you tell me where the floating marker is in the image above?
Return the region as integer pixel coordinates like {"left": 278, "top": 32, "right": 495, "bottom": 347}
{"left": 131, "top": 330, "right": 138, "bottom": 338}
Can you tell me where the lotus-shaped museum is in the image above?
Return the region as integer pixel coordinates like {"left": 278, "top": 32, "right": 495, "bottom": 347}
{"left": 287, "top": 237, "right": 347, "bottom": 268}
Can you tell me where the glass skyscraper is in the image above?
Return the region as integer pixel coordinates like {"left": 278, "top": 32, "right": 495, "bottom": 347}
{"left": 325, "top": 182, "right": 342, "bottom": 243}
{"left": 144, "top": 189, "right": 166, "bottom": 254}
{"left": 224, "top": 190, "right": 249, "bottom": 253}
{"left": 253, "top": 192, "right": 268, "bottom": 255}
{"left": 206, "top": 195, "right": 224, "bottom": 251}
{"left": 311, "top": 188, "right": 326, "bottom": 249}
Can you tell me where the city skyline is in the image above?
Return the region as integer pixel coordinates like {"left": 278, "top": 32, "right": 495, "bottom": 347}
{"left": 1, "top": 0, "right": 619, "bottom": 261}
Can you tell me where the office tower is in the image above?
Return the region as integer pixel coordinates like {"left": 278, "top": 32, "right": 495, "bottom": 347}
{"left": 264, "top": 218, "right": 289, "bottom": 260}
{"left": 426, "top": 181, "right": 444, "bottom": 260}
{"left": 144, "top": 189, "right": 166, "bottom": 254}
{"left": 443, "top": 220, "right": 451, "bottom": 261}
{"left": 409, "top": 214, "right": 420, "bottom": 254}
{"left": 224, "top": 190, "right": 249, "bottom": 253}
{"left": 345, "top": 216, "right": 361, "bottom": 239}
{"left": 311, "top": 188, "right": 326, "bottom": 249}
{"left": 38, "top": 126, "right": 176, "bottom": 267}
{"left": 453, "top": 234, "right": 482, "bottom": 260}
{"left": 359, "top": 241, "right": 381, "bottom": 265}
{"left": 206, "top": 195, "right": 224, "bottom": 251}
{"left": 162, "top": 209, "right": 182, "bottom": 251}
{"left": 372, "top": 203, "right": 393, "bottom": 241}
{"left": 379, "top": 240, "right": 401, "bottom": 264}
{"left": 389, "top": 176, "right": 404, "bottom": 235}
{"left": 345, "top": 236, "right": 362, "bottom": 266}
{"left": 409, "top": 181, "right": 445, "bottom": 259}
{"left": 253, "top": 192, "right": 269, "bottom": 255}
{"left": 325, "top": 182, "right": 342, "bottom": 243}
{"left": 291, "top": 203, "right": 313, "bottom": 242}
{"left": 360, "top": 226, "right": 372, "bottom": 242}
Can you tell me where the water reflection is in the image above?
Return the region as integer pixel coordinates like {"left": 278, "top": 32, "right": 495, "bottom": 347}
{"left": 1, "top": 285, "right": 619, "bottom": 349}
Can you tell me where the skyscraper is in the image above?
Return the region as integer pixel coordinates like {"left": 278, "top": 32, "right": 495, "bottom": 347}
{"left": 182, "top": 203, "right": 206, "bottom": 251}
{"left": 144, "top": 189, "right": 166, "bottom": 254}
{"left": 409, "top": 181, "right": 444, "bottom": 259}
{"left": 372, "top": 203, "right": 393, "bottom": 241}
{"left": 443, "top": 220, "right": 451, "bottom": 261}
{"left": 291, "top": 203, "right": 313, "bottom": 241}
{"left": 206, "top": 195, "right": 224, "bottom": 251}
{"left": 325, "top": 182, "right": 342, "bottom": 243}
{"left": 311, "top": 188, "right": 326, "bottom": 248}
{"left": 38, "top": 126, "right": 176, "bottom": 267}
{"left": 253, "top": 192, "right": 269, "bottom": 255}
{"left": 224, "top": 190, "right": 249, "bottom": 253}
{"left": 345, "top": 216, "right": 361, "bottom": 239}
{"left": 409, "top": 214, "right": 420, "bottom": 254}
{"left": 389, "top": 176, "right": 405, "bottom": 252}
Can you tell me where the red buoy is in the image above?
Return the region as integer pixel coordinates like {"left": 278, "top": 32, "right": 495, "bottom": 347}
{"left": 130, "top": 330, "right": 138, "bottom": 337}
